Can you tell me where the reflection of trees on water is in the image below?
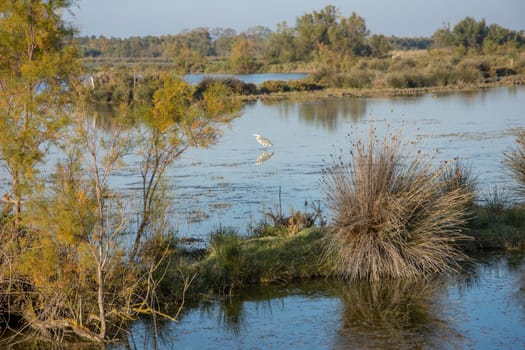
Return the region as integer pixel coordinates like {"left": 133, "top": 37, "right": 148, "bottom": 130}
{"left": 296, "top": 99, "right": 368, "bottom": 130}
{"left": 263, "top": 98, "right": 368, "bottom": 132}
{"left": 86, "top": 104, "right": 136, "bottom": 132}
{"left": 200, "top": 281, "right": 337, "bottom": 337}
{"left": 332, "top": 278, "right": 459, "bottom": 350}
{"left": 121, "top": 318, "right": 177, "bottom": 350}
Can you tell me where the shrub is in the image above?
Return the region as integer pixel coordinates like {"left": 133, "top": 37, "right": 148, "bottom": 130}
{"left": 287, "top": 79, "right": 324, "bottom": 92}
{"left": 322, "top": 128, "right": 471, "bottom": 281}
{"left": 386, "top": 71, "right": 430, "bottom": 89}
{"left": 334, "top": 71, "right": 373, "bottom": 89}
{"left": 196, "top": 77, "right": 256, "bottom": 96}
{"left": 258, "top": 80, "right": 291, "bottom": 94}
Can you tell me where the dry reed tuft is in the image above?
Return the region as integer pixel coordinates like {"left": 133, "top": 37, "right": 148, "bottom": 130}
{"left": 504, "top": 130, "right": 525, "bottom": 201}
{"left": 322, "top": 127, "right": 472, "bottom": 281}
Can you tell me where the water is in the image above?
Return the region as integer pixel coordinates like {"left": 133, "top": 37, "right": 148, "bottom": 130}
{"left": 5, "top": 85, "right": 523, "bottom": 239}
{"left": 184, "top": 73, "right": 309, "bottom": 85}
{"left": 117, "top": 252, "right": 525, "bottom": 350}
{"left": 3, "top": 85, "right": 525, "bottom": 348}
{"left": 155, "top": 86, "right": 524, "bottom": 238}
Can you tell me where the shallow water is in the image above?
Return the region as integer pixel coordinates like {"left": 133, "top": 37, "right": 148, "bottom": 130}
{"left": 117, "top": 252, "right": 525, "bottom": 350}
{"left": 4, "top": 86, "right": 522, "bottom": 239}
{"left": 156, "top": 86, "right": 525, "bottom": 238}
{"left": 184, "top": 72, "right": 309, "bottom": 85}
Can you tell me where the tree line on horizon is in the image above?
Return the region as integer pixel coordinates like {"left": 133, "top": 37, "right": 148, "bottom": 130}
{"left": 77, "top": 5, "right": 525, "bottom": 73}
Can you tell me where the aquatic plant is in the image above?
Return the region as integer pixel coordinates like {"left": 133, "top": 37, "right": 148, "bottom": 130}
{"left": 322, "top": 127, "right": 472, "bottom": 281}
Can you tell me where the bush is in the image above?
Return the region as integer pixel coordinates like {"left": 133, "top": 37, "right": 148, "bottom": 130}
{"left": 196, "top": 77, "right": 257, "bottom": 96}
{"left": 287, "top": 79, "right": 324, "bottom": 92}
{"left": 322, "top": 128, "right": 471, "bottom": 281}
{"left": 386, "top": 71, "right": 431, "bottom": 88}
{"left": 258, "top": 80, "right": 291, "bottom": 94}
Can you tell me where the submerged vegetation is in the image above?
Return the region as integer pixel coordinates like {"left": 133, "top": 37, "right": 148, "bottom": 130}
{"left": 0, "top": 1, "right": 524, "bottom": 347}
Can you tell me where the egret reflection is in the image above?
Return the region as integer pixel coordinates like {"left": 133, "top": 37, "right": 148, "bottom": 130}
{"left": 255, "top": 150, "right": 274, "bottom": 165}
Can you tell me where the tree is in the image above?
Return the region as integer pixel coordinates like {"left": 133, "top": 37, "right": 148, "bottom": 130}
{"left": 368, "top": 34, "right": 391, "bottom": 57}
{"left": 295, "top": 5, "right": 339, "bottom": 58}
{"left": 171, "top": 38, "right": 207, "bottom": 74}
{"left": 0, "top": 0, "right": 79, "bottom": 229}
{"left": 453, "top": 17, "right": 487, "bottom": 52}
{"left": 484, "top": 24, "right": 525, "bottom": 52}
{"left": 230, "top": 37, "right": 258, "bottom": 73}
{"left": 184, "top": 27, "right": 213, "bottom": 56}
{"left": 211, "top": 27, "right": 237, "bottom": 57}
{"left": 328, "top": 12, "right": 370, "bottom": 56}
{"left": 130, "top": 76, "right": 241, "bottom": 259}
{"left": 264, "top": 21, "right": 297, "bottom": 64}
{"left": 244, "top": 25, "right": 272, "bottom": 58}
{"left": 432, "top": 23, "right": 455, "bottom": 48}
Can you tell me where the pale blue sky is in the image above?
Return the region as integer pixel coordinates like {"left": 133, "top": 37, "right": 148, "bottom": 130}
{"left": 69, "top": 0, "right": 524, "bottom": 38}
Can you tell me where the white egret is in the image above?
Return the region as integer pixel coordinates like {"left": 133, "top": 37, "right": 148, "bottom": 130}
{"left": 253, "top": 133, "right": 273, "bottom": 148}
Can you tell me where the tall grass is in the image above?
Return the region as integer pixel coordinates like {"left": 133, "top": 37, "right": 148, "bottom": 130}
{"left": 504, "top": 130, "right": 525, "bottom": 201}
{"left": 322, "top": 127, "right": 472, "bottom": 281}
{"left": 208, "top": 228, "right": 244, "bottom": 295}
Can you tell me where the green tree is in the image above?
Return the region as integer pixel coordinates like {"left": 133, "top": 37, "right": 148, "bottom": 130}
{"left": 171, "top": 39, "right": 207, "bottom": 74}
{"left": 230, "top": 37, "right": 258, "bottom": 73}
{"left": 328, "top": 12, "right": 370, "bottom": 56}
{"left": 244, "top": 25, "right": 272, "bottom": 58}
{"left": 0, "top": 0, "right": 79, "bottom": 229}
{"left": 432, "top": 23, "right": 455, "bottom": 48}
{"left": 131, "top": 77, "right": 241, "bottom": 259}
{"left": 368, "top": 34, "right": 391, "bottom": 57}
{"left": 483, "top": 24, "right": 525, "bottom": 52}
{"left": 264, "top": 21, "right": 297, "bottom": 64}
{"left": 453, "top": 17, "right": 487, "bottom": 52}
{"left": 295, "top": 5, "right": 339, "bottom": 58}
{"left": 184, "top": 27, "right": 213, "bottom": 56}
{"left": 211, "top": 27, "right": 237, "bottom": 57}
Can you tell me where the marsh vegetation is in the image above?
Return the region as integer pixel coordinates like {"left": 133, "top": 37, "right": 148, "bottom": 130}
{"left": 0, "top": 1, "right": 524, "bottom": 347}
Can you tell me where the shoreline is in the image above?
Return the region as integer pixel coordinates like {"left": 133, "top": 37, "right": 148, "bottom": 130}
{"left": 244, "top": 74, "right": 525, "bottom": 101}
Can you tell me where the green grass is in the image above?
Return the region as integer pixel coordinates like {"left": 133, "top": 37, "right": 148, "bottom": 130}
{"left": 187, "top": 228, "right": 330, "bottom": 296}
{"left": 464, "top": 204, "right": 525, "bottom": 250}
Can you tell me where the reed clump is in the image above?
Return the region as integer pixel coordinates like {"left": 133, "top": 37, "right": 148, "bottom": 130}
{"left": 504, "top": 130, "right": 525, "bottom": 201}
{"left": 322, "top": 128, "right": 473, "bottom": 281}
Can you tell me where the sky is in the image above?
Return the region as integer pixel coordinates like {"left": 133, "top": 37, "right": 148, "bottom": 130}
{"left": 68, "top": 0, "right": 525, "bottom": 38}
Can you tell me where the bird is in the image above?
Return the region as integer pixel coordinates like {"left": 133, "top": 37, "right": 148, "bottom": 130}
{"left": 253, "top": 133, "right": 273, "bottom": 148}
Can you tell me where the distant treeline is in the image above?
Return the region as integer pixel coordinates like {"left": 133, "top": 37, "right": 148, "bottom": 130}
{"left": 77, "top": 5, "right": 524, "bottom": 73}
